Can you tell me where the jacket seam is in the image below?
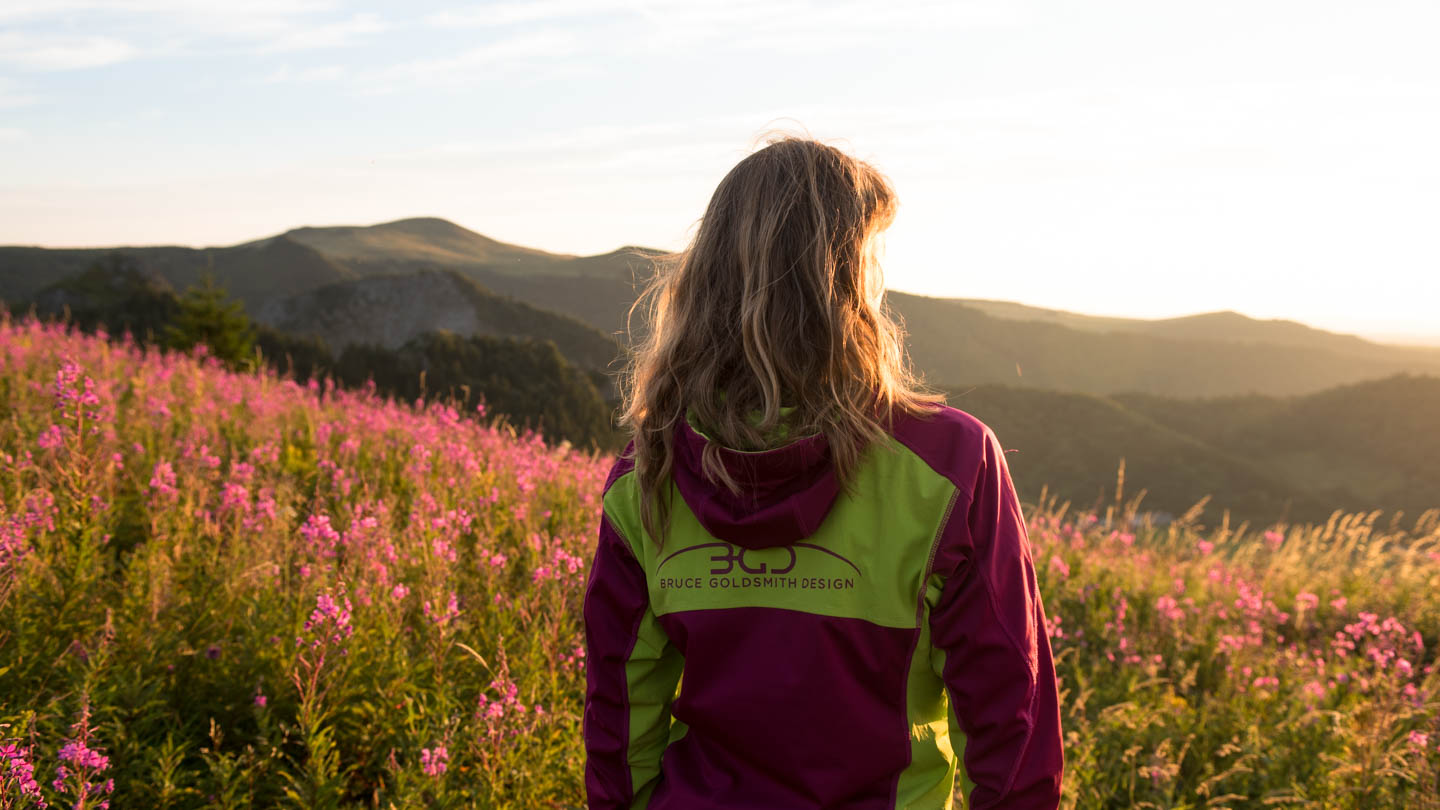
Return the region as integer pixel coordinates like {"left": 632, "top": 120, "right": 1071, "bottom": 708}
{"left": 886, "top": 434, "right": 979, "bottom": 505}
{"left": 888, "top": 484, "right": 962, "bottom": 810}
{"left": 601, "top": 509, "right": 650, "bottom": 804}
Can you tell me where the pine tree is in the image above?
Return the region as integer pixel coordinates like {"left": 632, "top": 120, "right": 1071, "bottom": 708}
{"left": 164, "top": 275, "right": 257, "bottom": 370}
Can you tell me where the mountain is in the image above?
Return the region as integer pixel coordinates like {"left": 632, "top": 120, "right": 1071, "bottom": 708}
{"left": 935, "top": 299, "right": 1430, "bottom": 360}
{"left": 954, "top": 374, "right": 1440, "bottom": 526}
{"left": 0, "top": 237, "right": 354, "bottom": 311}
{"left": 268, "top": 217, "right": 570, "bottom": 274}
{"left": 890, "top": 292, "right": 1440, "bottom": 397}
{"left": 1114, "top": 374, "right": 1440, "bottom": 521}
{"left": 255, "top": 268, "right": 622, "bottom": 375}
{"left": 7, "top": 217, "right": 1440, "bottom": 399}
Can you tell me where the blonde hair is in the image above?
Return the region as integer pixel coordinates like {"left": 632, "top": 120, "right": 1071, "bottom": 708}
{"left": 618, "top": 133, "right": 944, "bottom": 548}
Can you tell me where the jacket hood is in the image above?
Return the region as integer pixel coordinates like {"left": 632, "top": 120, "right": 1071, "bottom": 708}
{"left": 670, "top": 407, "right": 840, "bottom": 549}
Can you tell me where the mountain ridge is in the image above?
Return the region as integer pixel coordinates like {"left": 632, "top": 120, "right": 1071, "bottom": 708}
{"left": 6, "top": 217, "right": 1440, "bottom": 399}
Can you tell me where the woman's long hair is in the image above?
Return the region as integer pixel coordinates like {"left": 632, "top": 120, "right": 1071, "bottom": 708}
{"left": 618, "top": 133, "right": 945, "bottom": 548}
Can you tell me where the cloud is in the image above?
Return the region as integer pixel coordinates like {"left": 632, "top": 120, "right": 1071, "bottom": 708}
{"left": 263, "top": 64, "right": 346, "bottom": 83}
{"left": 423, "top": 0, "right": 625, "bottom": 28}
{"left": 0, "top": 2, "right": 382, "bottom": 59}
{"left": 256, "top": 12, "right": 387, "bottom": 52}
{"left": 0, "top": 78, "right": 38, "bottom": 108}
{"left": 424, "top": 0, "right": 1030, "bottom": 42}
{"left": 0, "top": 31, "right": 138, "bottom": 70}
{"left": 0, "top": 0, "right": 340, "bottom": 23}
{"left": 397, "top": 0, "right": 1032, "bottom": 88}
{"left": 0, "top": 128, "right": 25, "bottom": 141}
{"left": 371, "top": 29, "right": 581, "bottom": 88}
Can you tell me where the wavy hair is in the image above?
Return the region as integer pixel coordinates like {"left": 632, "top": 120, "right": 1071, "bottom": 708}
{"left": 617, "top": 133, "right": 944, "bottom": 548}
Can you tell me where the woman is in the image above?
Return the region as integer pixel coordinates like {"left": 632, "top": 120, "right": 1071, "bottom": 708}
{"left": 583, "top": 134, "right": 1063, "bottom": 809}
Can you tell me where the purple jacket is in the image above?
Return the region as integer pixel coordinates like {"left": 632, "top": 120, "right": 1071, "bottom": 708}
{"left": 583, "top": 404, "right": 1063, "bottom": 808}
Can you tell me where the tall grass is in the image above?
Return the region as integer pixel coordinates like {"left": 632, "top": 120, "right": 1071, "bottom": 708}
{"left": 0, "top": 317, "right": 1436, "bottom": 808}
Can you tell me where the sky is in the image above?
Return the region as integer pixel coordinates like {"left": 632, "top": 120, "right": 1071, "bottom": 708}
{"left": 1, "top": 0, "right": 1438, "bottom": 345}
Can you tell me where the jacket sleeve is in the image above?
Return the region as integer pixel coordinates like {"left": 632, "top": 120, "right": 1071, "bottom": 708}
{"left": 927, "top": 427, "right": 1063, "bottom": 809}
{"left": 582, "top": 509, "right": 684, "bottom": 809}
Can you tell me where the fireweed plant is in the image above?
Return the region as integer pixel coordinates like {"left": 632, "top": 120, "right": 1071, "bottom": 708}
{"left": 0, "top": 315, "right": 1436, "bottom": 808}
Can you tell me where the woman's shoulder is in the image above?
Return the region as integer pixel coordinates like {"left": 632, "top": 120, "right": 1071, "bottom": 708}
{"left": 887, "top": 402, "right": 999, "bottom": 493}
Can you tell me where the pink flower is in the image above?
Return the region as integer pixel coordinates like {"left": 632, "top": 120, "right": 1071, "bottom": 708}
{"left": 420, "top": 745, "right": 449, "bottom": 777}
{"left": 1048, "top": 555, "right": 1070, "bottom": 579}
{"left": 0, "top": 741, "right": 45, "bottom": 806}
{"left": 36, "top": 424, "right": 64, "bottom": 450}
{"left": 149, "top": 460, "right": 178, "bottom": 500}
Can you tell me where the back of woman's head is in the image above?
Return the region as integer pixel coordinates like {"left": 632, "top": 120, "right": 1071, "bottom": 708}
{"left": 619, "top": 133, "right": 944, "bottom": 546}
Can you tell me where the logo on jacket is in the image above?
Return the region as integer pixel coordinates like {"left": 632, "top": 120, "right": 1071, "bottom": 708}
{"left": 655, "top": 542, "right": 859, "bottom": 591}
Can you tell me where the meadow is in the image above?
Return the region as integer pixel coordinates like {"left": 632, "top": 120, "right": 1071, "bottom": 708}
{"left": 0, "top": 316, "right": 1436, "bottom": 809}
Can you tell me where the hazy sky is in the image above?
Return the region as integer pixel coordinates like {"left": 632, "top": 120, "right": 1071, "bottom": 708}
{"left": 2, "top": 0, "right": 1437, "bottom": 343}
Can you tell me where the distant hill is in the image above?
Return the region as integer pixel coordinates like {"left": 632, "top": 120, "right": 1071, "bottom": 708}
{"left": 0, "top": 218, "right": 660, "bottom": 345}
{"left": 957, "top": 374, "right": 1440, "bottom": 526}
{"left": 926, "top": 298, "right": 1434, "bottom": 361}
{"left": 8, "top": 217, "right": 1440, "bottom": 399}
{"left": 0, "top": 237, "right": 354, "bottom": 310}
{"left": 1115, "top": 374, "right": 1440, "bottom": 521}
{"left": 891, "top": 292, "right": 1440, "bottom": 397}
{"left": 269, "top": 217, "right": 562, "bottom": 268}
{"left": 256, "top": 269, "right": 623, "bottom": 376}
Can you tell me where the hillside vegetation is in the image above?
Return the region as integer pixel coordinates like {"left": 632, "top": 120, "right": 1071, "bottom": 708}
{"left": 14, "top": 261, "right": 619, "bottom": 451}
{"left": 0, "top": 320, "right": 1436, "bottom": 808}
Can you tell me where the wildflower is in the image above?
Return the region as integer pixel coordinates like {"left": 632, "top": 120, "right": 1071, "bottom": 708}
{"left": 149, "top": 461, "right": 178, "bottom": 500}
{"left": 423, "top": 592, "right": 460, "bottom": 626}
{"left": 52, "top": 707, "right": 113, "bottom": 810}
{"left": 1196, "top": 540, "right": 1214, "bottom": 556}
{"left": 299, "top": 514, "right": 343, "bottom": 560}
{"left": 1048, "top": 555, "right": 1070, "bottom": 579}
{"left": 0, "top": 741, "right": 46, "bottom": 808}
{"left": 36, "top": 425, "right": 64, "bottom": 451}
{"left": 1264, "top": 530, "right": 1284, "bottom": 549}
{"left": 1155, "top": 595, "right": 1185, "bottom": 622}
{"left": 1409, "top": 731, "right": 1430, "bottom": 751}
{"left": 420, "top": 745, "right": 449, "bottom": 777}
{"left": 300, "top": 586, "right": 355, "bottom": 650}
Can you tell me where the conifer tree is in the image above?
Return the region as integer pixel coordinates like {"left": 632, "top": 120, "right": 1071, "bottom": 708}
{"left": 164, "top": 274, "right": 257, "bottom": 370}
